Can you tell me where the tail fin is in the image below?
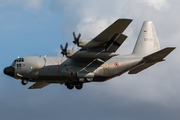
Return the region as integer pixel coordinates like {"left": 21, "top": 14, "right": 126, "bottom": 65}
{"left": 133, "top": 21, "right": 160, "bottom": 56}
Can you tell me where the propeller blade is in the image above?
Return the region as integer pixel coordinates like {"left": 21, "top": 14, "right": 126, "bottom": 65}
{"left": 73, "top": 32, "right": 77, "bottom": 44}
{"left": 77, "top": 33, "right": 81, "bottom": 40}
{"left": 73, "top": 32, "right": 76, "bottom": 39}
{"left": 60, "top": 45, "right": 63, "bottom": 51}
{"left": 65, "top": 42, "right": 68, "bottom": 50}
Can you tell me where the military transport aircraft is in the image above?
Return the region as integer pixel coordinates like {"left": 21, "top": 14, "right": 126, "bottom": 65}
{"left": 4, "top": 19, "right": 175, "bottom": 90}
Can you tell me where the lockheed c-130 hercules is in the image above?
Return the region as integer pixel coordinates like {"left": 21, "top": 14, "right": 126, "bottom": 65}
{"left": 4, "top": 19, "right": 175, "bottom": 90}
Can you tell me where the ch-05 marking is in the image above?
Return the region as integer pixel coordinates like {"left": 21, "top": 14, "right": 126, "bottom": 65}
{"left": 144, "top": 38, "right": 153, "bottom": 41}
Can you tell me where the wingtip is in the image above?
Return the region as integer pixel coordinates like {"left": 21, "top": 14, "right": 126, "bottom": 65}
{"left": 114, "top": 18, "right": 133, "bottom": 25}
{"left": 171, "top": 47, "right": 176, "bottom": 49}
{"left": 117, "top": 18, "right": 133, "bottom": 21}
{"left": 165, "top": 47, "right": 176, "bottom": 50}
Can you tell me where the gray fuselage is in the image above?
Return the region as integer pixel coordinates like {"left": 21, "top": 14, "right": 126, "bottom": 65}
{"left": 11, "top": 55, "right": 142, "bottom": 84}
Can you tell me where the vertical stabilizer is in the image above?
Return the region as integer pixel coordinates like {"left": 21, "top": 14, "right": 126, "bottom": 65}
{"left": 133, "top": 21, "right": 160, "bottom": 56}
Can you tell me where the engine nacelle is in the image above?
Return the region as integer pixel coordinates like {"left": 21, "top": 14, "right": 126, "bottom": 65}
{"left": 66, "top": 50, "right": 78, "bottom": 58}
{"left": 69, "top": 51, "right": 119, "bottom": 59}
{"left": 78, "top": 39, "right": 91, "bottom": 47}
{"left": 78, "top": 39, "right": 103, "bottom": 48}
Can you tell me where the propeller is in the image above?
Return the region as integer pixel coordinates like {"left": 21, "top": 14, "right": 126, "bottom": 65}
{"left": 73, "top": 32, "right": 81, "bottom": 46}
{"left": 60, "top": 42, "right": 68, "bottom": 57}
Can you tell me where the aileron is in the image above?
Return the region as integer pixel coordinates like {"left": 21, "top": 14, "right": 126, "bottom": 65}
{"left": 93, "top": 19, "right": 132, "bottom": 42}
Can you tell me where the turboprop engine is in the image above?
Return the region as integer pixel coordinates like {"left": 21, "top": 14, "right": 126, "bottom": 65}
{"left": 78, "top": 39, "right": 103, "bottom": 48}
{"left": 73, "top": 32, "right": 103, "bottom": 49}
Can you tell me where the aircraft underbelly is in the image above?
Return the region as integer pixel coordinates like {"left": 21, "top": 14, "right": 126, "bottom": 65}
{"left": 36, "top": 75, "right": 108, "bottom": 82}
{"left": 34, "top": 75, "right": 67, "bottom": 83}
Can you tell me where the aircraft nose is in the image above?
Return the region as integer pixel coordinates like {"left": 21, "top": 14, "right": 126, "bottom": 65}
{"left": 4, "top": 66, "right": 15, "bottom": 77}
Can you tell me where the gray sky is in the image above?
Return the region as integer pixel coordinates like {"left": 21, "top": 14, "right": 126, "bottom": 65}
{"left": 0, "top": 0, "right": 180, "bottom": 120}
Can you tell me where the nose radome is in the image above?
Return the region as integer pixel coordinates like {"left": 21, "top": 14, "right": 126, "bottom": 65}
{"left": 4, "top": 66, "right": 15, "bottom": 77}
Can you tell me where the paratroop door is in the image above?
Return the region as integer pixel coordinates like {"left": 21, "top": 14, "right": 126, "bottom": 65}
{"left": 103, "top": 64, "right": 109, "bottom": 76}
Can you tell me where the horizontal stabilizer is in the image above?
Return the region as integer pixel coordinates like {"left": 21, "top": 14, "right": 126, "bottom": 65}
{"left": 144, "top": 47, "right": 176, "bottom": 62}
{"left": 28, "top": 82, "right": 50, "bottom": 89}
{"left": 128, "top": 47, "right": 176, "bottom": 74}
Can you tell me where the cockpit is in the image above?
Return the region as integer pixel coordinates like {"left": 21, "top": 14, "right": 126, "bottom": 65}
{"left": 11, "top": 58, "right": 24, "bottom": 66}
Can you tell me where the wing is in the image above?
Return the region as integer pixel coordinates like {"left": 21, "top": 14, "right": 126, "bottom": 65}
{"left": 128, "top": 47, "right": 176, "bottom": 74}
{"left": 69, "top": 19, "right": 132, "bottom": 61}
{"left": 83, "top": 19, "right": 132, "bottom": 52}
{"left": 28, "top": 82, "right": 51, "bottom": 89}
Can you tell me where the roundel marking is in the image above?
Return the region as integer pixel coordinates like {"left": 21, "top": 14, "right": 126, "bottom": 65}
{"left": 114, "top": 62, "right": 119, "bottom": 67}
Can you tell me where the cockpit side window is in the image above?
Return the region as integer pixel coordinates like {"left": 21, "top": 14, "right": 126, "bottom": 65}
{"left": 11, "top": 60, "right": 16, "bottom": 66}
{"left": 17, "top": 64, "right": 21, "bottom": 68}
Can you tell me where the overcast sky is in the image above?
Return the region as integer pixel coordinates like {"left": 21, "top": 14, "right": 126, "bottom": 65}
{"left": 0, "top": 0, "right": 180, "bottom": 120}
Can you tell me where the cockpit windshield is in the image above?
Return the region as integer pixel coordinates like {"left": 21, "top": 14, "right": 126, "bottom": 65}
{"left": 11, "top": 58, "right": 24, "bottom": 66}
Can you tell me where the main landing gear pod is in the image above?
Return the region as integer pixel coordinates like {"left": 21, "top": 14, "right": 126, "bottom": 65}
{"left": 77, "top": 72, "right": 94, "bottom": 82}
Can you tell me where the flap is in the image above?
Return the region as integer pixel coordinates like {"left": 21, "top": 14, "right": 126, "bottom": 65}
{"left": 105, "top": 33, "right": 127, "bottom": 52}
